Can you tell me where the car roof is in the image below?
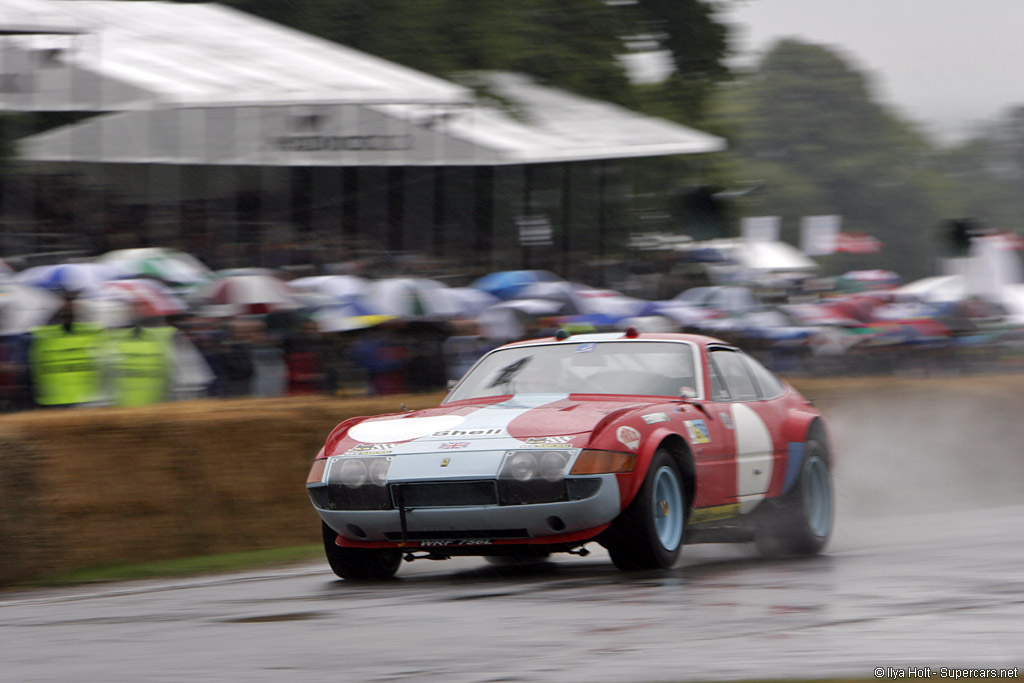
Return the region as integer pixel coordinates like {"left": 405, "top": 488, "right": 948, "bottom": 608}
{"left": 497, "top": 331, "right": 730, "bottom": 349}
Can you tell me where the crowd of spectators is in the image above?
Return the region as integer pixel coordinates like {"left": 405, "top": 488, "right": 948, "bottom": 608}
{"left": 0, "top": 294, "right": 498, "bottom": 413}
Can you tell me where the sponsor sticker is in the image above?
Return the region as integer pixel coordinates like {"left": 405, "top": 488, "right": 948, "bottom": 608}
{"left": 720, "top": 412, "right": 733, "bottom": 429}
{"left": 439, "top": 442, "right": 470, "bottom": 450}
{"left": 684, "top": 419, "right": 712, "bottom": 444}
{"left": 616, "top": 425, "right": 641, "bottom": 451}
{"left": 641, "top": 412, "right": 669, "bottom": 425}
{"left": 432, "top": 428, "right": 505, "bottom": 437}
{"left": 345, "top": 443, "right": 396, "bottom": 455}
{"left": 688, "top": 503, "right": 740, "bottom": 524}
{"left": 576, "top": 342, "right": 598, "bottom": 353}
{"left": 521, "top": 436, "right": 574, "bottom": 447}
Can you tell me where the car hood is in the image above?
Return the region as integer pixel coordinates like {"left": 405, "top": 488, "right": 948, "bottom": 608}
{"left": 335, "top": 394, "right": 657, "bottom": 455}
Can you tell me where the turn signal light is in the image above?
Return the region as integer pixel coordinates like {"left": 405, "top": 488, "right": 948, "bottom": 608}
{"left": 570, "top": 449, "right": 636, "bottom": 475}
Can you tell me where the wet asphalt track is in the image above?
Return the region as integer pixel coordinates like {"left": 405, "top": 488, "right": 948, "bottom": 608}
{"left": 2, "top": 504, "right": 1023, "bottom": 682}
{"left": 3, "top": 392, "right": 1024, "bottom": 683}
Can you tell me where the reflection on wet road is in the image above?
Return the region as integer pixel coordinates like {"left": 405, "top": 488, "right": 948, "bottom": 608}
{"left": 2, "top": 504, "right": 1023, "bottom": 683}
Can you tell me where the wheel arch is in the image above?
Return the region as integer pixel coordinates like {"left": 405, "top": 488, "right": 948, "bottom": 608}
{"left": 805, "top": 417, "right": 832, "bottom": 466}
{"left": 654, "top": 433, "right": 696, "bottom": 518}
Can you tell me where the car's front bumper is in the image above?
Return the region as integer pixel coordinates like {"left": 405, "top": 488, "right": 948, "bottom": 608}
{"left": 311, "top": 473, "right": 621, "bottom": 547}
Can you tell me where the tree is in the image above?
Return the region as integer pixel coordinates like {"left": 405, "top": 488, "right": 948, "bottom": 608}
{"left": 711, "top": 39, "right": 956, "bottom": 279}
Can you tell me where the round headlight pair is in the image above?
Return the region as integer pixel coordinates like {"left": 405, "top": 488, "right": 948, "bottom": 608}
{"left": 332, "top": 457, "right": 391, "bottom": 489}
{"left": 504, "top": 450, "right": 570, "bottom": 483}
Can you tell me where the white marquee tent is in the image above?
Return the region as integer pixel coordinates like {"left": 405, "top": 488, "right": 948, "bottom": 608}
{"left": 3, "top": 1, "right": 725, "bottom": 167}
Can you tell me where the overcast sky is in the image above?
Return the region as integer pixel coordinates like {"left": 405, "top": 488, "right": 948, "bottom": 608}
{"left": 719, "top": 0, "right": 1024, "bottom": 141}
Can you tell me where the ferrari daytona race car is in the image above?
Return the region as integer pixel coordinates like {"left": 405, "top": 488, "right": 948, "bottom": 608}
{"left": 307, "top": 330, "right": 834, "bottom": 579}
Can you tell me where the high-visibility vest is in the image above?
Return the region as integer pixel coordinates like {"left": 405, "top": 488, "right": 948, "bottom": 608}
{"left": 110, "top": 326, "right": 176, "bottom": 407}
{"left": 29, "top": 322, "right": 109, "bottom": 406}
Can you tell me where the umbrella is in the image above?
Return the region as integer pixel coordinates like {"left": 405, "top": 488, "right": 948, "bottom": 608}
{"left": 197, "top": 274, "right": 301, "bottom": 315}
{"left": 441, "top": 287, "right": 501, "bottom": 317}
{"left": 81, "top": 279, "right": 189, "bottom": 323}
{"left": 96, "top": 248, "right": 213, "bottom": 285}
{"left": 470, "top": 270, "right": 562, "bottom": 300}
{"left": 15, "top": 262, "right": 121, "bottom": 293}
{"left": 476, "top": 298, "right": 566, "bottom": 340}
{"left": 573, "top": 288, "right": 647, "bottom": 318}
{"left": 0, "top": 283, "right": 62, "bottom": 334}
{"left": 288, "top": 275, "right": 370, "bottom": 301}
{"left": 363, "top": 278, "right": 464, "bottom": 318}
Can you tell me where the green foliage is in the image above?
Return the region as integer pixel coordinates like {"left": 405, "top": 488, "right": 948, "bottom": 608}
{"left": 711, "top": 39, "right": 957, "bottom": 279}
{"left": 938, "top": 106, "right": 1024, "bottom": 231}
{"left": 217, "top": 0, "right": 731, "bottom": 119}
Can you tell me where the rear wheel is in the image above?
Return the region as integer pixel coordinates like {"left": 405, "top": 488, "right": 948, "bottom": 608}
{"left": 321, "top": 522, "right": 402, "bottom": 580}
{"left": 756, "top": 440, "right": 833, "bottom": 556}
{"left": 600, "top": 448, "right": 685, "bottom": 570}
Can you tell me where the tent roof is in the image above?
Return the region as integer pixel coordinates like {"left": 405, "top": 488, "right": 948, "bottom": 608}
{"left": 0, "top": 0, "right": 84, "bottom": 35}
{"left": 0, "top": 0, "right": 471, "bottom": 109}
{"left": 9, "top": 2, "right": 725, "bottom": 166}
{"left": 20, "top": 73, "right": 725, "bottom": 166}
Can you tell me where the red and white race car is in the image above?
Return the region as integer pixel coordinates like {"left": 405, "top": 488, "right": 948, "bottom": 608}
{"left": 307, "top": 330, "right": 834, "bottom": 580}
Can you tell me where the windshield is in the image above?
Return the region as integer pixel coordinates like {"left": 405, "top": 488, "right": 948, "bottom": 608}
{"left": 445, "top": 340, "right": 699, "bottom": 402}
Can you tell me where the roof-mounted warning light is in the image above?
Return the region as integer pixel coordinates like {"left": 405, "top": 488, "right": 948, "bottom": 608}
{"left": 555, "top": 328, "right": 571, "bottom": 340}
{"left": 623, "top": 326, "right": 639, "bottom": 338}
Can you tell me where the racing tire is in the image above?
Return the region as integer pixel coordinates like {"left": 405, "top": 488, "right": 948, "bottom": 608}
{"left": 600, "top": 448, "right": 686, "bottom": 571}
{"left": 756, "top": 440, "right": 833, "bottom": 557}
{"left": 321, "top": 522, "right": 402, "bottom": 581}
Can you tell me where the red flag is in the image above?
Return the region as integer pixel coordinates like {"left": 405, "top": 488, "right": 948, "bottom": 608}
{"left": 835, "top": 232, "right": 882, "bottom": 254}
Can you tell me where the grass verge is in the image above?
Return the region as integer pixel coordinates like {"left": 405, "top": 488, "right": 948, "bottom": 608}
{"left": 23, "top": 545, "right": 323, "bottom": 588}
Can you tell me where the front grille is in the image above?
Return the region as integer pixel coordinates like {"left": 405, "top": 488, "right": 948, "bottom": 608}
{"left": 391, "top": 481, "right": 498, "bottom": 508}
{"left": 383, "top": 528, "right": 529, "bottom": 541}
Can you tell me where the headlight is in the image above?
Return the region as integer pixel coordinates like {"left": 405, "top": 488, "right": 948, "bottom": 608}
{"left": 328, "top": 457, "right": 393, "bottom": 489}
{"left": 367, "top": 458, "right": 391, "bottom": 486}
{"left": 503, "top": 451, "right": 539, "bottom": 481}
{"left": 538, "top": 450, "right": 571, "bottom": 482}
{"left": 312, "top": 456, "right": 394, "bottom": 511}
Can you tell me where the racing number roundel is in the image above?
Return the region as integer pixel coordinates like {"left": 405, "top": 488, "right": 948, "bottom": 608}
{"left": 730, "top": 403, "right": 774, "bottom": 513}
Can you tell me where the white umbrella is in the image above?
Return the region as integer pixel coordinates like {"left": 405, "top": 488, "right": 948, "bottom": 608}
{"left": 476, "top": 298, "right": 566, "bottom": 341}
{"left": 78, "top": 279, "right": 190, "bottom": 326}
{"left": 364, "top": 277, "right": 463, "bottom": 318}
{"left": 289, "top": 275, "right": 370, "bottom": 301}
{"left": 96, "top": 248, "right": 213, "bottom": 285}
{"left": 0, "top": 283, "right": 62, "bottom": 334}
{"left": 196, "top": 274, "right": 302, "bottom": 315}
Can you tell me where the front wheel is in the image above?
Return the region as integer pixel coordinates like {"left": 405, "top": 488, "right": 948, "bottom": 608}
{"left": 321, "top": 522, "right": 402, "bottom": 580}
{"left": 600, "top": 448, "right": 686, "bottom": 571}
{"left": 756, "top": 440, "right": 833, "bottom": 557}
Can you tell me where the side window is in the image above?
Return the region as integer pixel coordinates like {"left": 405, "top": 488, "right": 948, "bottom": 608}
{"left": 743, "top": 353, "right": 786, "bottom": 399}
{"left": 709, "top": 349, "right": 759, "bottom": 401}
{"left": 708, "top": 361, "right": 730, "bottom": 401}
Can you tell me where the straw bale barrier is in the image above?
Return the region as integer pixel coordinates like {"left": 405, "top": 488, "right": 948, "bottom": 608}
{"left": 0, "top": 393, "right": 443, "bottom": 586}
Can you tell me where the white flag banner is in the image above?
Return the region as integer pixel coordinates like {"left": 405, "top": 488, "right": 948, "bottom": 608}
{"left": 801, "top": 215, "right": 842, "bottom": 256}
{"left": 741, "top": 216, "right": 780, "bottom": 243}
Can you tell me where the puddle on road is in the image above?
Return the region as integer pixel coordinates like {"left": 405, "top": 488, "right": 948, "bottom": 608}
{"left": 219, "top": 610, "right": 325, "bottom": 623}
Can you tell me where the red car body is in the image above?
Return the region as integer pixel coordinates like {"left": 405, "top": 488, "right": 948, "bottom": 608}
{"left": 308, "top": 331, "right": 834, "bottom": 579}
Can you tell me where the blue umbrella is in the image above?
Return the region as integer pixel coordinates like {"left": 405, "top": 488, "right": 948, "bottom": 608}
{"left": 470, "top": 270, "right": 562, "bottom": 300}
{"left": 15, "top": 262, "right": 121, "bottom": 293}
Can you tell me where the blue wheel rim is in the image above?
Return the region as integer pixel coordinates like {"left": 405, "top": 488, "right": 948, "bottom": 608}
{"left": 652, "top": 465, "right": 684, "bottom": 551}
{"left": 804, "top": 457, "right": 832, "bottom": 538}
